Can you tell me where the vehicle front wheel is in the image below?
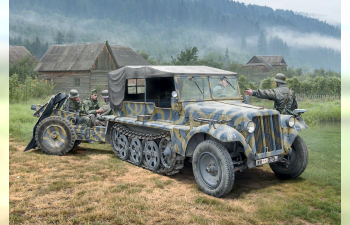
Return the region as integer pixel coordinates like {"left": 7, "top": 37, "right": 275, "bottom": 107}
{"left": 192, "top": 140, "right": 234, "bottom": 198}
{"left": 269, "top": 135, "right": 308, "bottom": 179}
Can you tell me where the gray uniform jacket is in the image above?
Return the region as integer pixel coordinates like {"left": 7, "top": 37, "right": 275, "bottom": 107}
{"left": 213, "top": 84, "right": 227, "bottom": 97}
{"left": 252, "top": 84, "right": 298, "bottom": 115}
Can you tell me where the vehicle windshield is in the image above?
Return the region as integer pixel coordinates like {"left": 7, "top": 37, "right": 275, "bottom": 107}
{"left": 177, "top": 77, "right": 211, "bottom": 100}
{"left": 210, "top": 76, "right": 240, "bottom": 98}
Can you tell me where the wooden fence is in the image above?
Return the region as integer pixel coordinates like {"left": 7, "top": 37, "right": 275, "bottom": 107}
{"left": 297, "top": 94, "right": 341, "bottom": 101}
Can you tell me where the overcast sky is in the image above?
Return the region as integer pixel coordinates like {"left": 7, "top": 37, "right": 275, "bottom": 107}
{"left": 237, "top": 0, "right": 341, "bottom": 25}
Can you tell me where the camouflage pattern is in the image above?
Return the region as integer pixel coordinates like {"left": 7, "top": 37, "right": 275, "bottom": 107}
{"left": 252, "top": 84, "right": 297, "bottom": 115}
{"left": 101, "top": 75, "right": 307, "bottom": 170}
{"left": 30, "top": 98, "right": 106, "bottom": 145}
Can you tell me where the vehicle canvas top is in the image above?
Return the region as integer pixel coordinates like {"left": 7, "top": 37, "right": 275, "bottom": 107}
{"left": 108, "top": 66, "right": 237, "bottom": 109}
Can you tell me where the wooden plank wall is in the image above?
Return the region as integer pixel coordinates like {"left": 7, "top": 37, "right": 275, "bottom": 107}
{"left": 38, "top": 72, "right": 90, "bottom": 95}
{"left": 92, "top": 45, "right": 117, "bottom": 70}
{"left": 90, "top": 71, "right": 109, "bottom": 91}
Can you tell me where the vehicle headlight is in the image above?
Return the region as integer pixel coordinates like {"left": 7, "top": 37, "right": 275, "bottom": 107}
{"left": 244, "top": 121, "right": 256, "bottom": 133}
{"left": 171, "top": 91, "right": 178, "bottom": 98}
{"left": 286, "top": 116, "right": 295, "bottom": 127}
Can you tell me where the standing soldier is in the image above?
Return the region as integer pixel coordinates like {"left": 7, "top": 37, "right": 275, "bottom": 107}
{"left": 63, "top": 89, "right": 82, "bottom": 113}
{"left": 83, "top": 89, "right": 103, "bottom": 127}
{"left": 95, "top": 90, "right": 113, "bottom": 126}
{"left": 244, "top": 73, "right": 298, "bottom": 115}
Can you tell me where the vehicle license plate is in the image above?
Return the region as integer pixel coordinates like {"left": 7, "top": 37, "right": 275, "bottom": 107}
{"left": 256, "top": 156, "right": 278, "bottom": 166}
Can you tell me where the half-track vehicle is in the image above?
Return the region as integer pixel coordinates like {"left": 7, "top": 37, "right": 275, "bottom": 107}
{"left": 25, "top": 65, "right": 309, "bottom": 198}
{"left": 102, "top": 66, "right": 309, "bottom": 197}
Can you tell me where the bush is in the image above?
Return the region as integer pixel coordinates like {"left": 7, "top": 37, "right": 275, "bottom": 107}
{"left": 10, "top": 74, "right": 55, "bottom": 103}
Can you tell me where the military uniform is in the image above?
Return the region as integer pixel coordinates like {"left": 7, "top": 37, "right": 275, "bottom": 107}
{"left": 213, "top": 83, "right": 227, "bottom": 97}
{"left": 63, "top": 89, "right": 82, "bottom": 113}
{"left": 95, "top": 90, "right": 113, "bottom": 126}
{"left": 82, "top": 89, "right": 102, "bottom": 127}
{"left": 63, "top": 99, "right": 81, "bottom": 112}
{"left": 252, "top": 81, "right": 298, "bottom": 115}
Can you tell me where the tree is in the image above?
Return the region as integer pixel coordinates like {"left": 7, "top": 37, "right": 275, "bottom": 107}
{"left": 257, "top": 31, "right": 267, "bottom": 54}
{"left": 66, "top": 29, "right": 75, "bottom": 43}
{"left": 171, "top": 47, "right": 198, "bottom": 65}
{"left": 54, "top": 31, "right": 65, "bottom": 44}
{"left": 224, "top": 47, "right": 230, "bottom": 66}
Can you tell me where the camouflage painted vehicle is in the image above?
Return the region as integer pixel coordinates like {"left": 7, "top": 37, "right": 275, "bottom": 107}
{"left": 25, "top": 93, "right": 108, "bottom": 155}
{"left": 100, "top": 66, "right": 309, "bottom": 198}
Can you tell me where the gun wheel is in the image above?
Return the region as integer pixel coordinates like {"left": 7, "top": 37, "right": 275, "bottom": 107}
{"left": 35, "top": 116, "right": 75, "bottom": 156}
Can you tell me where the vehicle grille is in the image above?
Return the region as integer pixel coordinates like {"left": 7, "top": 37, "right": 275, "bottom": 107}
{"left": 252, "top": 115, "right": 283, "bottom": 153}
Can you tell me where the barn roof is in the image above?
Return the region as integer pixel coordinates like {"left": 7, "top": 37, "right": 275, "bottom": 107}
{"left": 245, "top": 55, "right": 287, "bottom": 70}
{"left": 110, "top": 45, "right": 151, "bottom": 67}
{"left": 34, "top": 42, "right": 110, "bottom": 72}
{"left": 9, "top": 46, "right": 37, "bottom": 66}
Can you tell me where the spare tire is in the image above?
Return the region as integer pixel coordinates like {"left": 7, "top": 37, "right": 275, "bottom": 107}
{"left": 35, "top": 116, "right": 76, "bottom": 155}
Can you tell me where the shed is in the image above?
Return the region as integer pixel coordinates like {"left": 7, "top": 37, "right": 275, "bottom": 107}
{"left": 244, "top": 55, "right": 287, "bottom": 73}
{"left": 110, "top": 45, "right": 151, "bottom": 67}
{"left": 35, "top": 41, "right": 150, "bottom": 95}
{"left": 9, "top": 46, "right": 37, "bottom": 66}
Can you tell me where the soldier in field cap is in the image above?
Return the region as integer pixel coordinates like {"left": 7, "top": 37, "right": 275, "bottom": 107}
{"left": 95, "top": 90, "right": 113, "bottom": 126}
{"left": 82, "top": 89, "right": 103, "bottom": 127}
{"left": 63, "top": 89, "right": 82, "bottom": 113}
{"left": 244, "top": 73, "right": 298, "bottom": 115}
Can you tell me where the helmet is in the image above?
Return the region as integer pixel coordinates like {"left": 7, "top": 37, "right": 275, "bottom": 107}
{"left": 274, "top": 73, "right": 286, "bottom": 84}
{"left": 101, "top": 90, "right": 109, "bottom": 99}
{"left": 69, "top": 89, "right": 79, "bottom": 98}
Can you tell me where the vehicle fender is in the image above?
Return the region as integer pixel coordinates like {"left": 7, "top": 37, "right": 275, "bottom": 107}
{"left": 280, "top": 115, "right": 308, "bottom": 148}
{"left": 184, "top": 124, "right": 251, "bottom": 156}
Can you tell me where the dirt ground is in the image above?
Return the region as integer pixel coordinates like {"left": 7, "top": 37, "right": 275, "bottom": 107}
{"left": 9, "top": 140, "right": 325, "bottom": 225}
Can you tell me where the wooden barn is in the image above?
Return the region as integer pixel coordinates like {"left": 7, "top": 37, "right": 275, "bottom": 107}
{"left": 9, "top": 46, "right": 37, "bottom": 66}
{"left": 34, "top": 41, "right": 150, "bottom": 95}
{"left": 244, "top": 55, "right": 287, "bottom": 73}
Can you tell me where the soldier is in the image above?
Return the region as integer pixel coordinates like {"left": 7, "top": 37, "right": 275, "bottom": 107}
{"left": 95, "top": 90, "right": 113, "bottom": 126}
{"left": 244, "top": 73, "right": 298, "bottom": 115}
{"left": 82, "top": 89, "right": 103, "bottom": 127}
{"left": 63, "top": 89, "right": 82, "bottom": 113}
{"left": 213, "top": 78, "right": 228, "bottom": 97}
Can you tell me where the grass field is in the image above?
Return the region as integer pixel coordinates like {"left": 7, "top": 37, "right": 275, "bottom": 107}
{"left": 9, "top": 99, "right": 341, "bottom": 224}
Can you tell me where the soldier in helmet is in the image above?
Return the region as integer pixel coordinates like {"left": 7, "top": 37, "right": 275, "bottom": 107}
{"left": 63, "top": 89, "right": 82, "bottom": 113}
{"left": 95, "top": 90, "right": 113, "bottom": 126}
{"left": 244, "top": 73, "right": 298, "bottom": 115}
{"left": 82, "top": 89, "right": 103, "bottom": 127}
{"left": 213, "top": 78, "right": 228, "bottom": 97}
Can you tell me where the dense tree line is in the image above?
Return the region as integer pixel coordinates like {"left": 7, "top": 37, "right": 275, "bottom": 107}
{"left": 9, "top": 0, "right": 341, "bottom": 72}
{"left": 10, "top": 0, "right": 340, "bottom": 38}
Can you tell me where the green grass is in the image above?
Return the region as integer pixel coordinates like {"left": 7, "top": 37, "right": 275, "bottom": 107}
{"left": 250, "top": 97, "right": 341, "bottom": 125}
{"left": 9, "top": 98, "right": 340, "bottom": 224}
{"left": 253, "top": 123, "right": 341, "bottom": 224}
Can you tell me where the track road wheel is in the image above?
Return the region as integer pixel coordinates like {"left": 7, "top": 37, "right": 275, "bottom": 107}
{"left": 35, "top": 116, "right": 75, "bottom": 156}
{"left": 269, "top": 136, "right": 308, "bottom": 179}
{"left": 192, "top": 140, "right": 234, "bottom": 198}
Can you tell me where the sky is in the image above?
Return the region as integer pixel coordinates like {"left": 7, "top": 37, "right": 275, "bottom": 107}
{"left": 237, "top": 0, "right": 341, "bottom": 26}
